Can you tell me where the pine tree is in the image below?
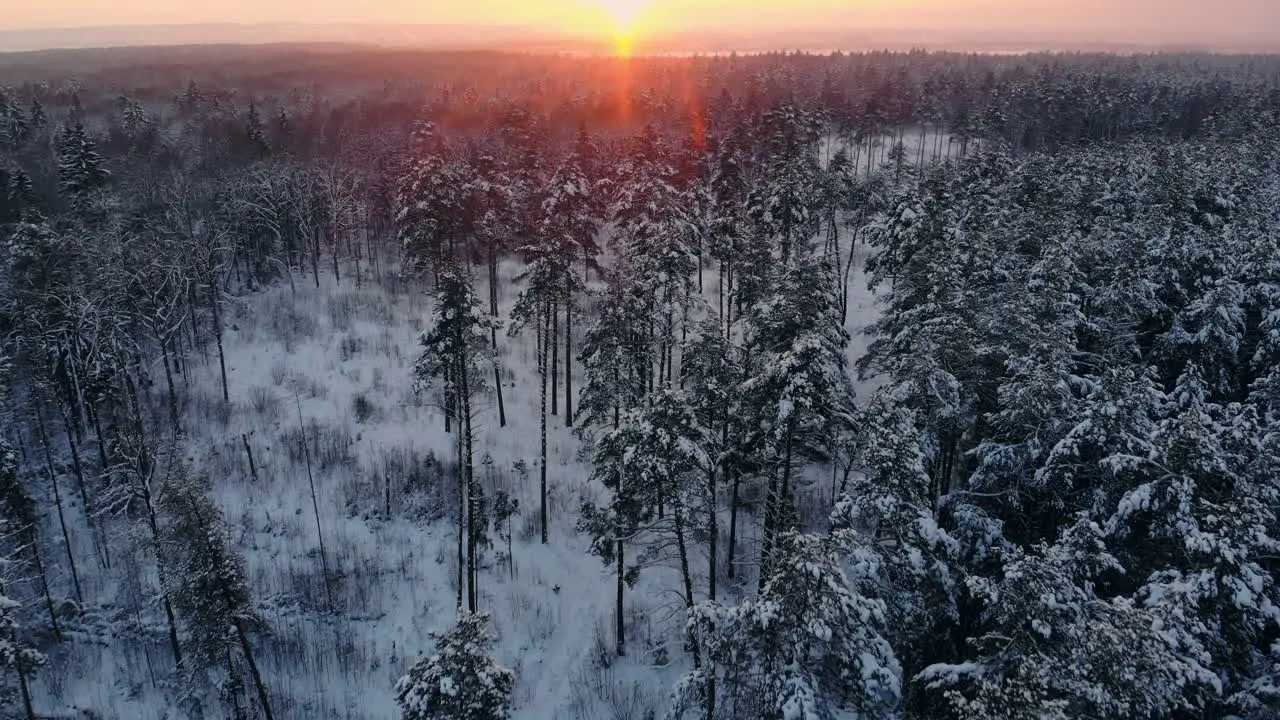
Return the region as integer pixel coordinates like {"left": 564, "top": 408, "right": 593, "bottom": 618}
{"left": 920, "top": 521, "right": 1217, "bottom": 720}
{"left": 0, "top": 565, "right": 45, "bottom": 720}
{"left": 159, "top": 470, "right": 274, "bottom": 720}
{"left": 245, "top": 102, "right": 268, "bottom": 156}
{"left": 578, "top": 388, "right": 708, "bottom": 657}
{"left": 672, "top": 530, "right": 901, "bottom": 720}
{"left": 2, "top": 95, "right": 29, "bottom": 150}
{"left": 415, "top": 262, "right": 498, "bottom": 611}
{"left": 56, "top": 122, "right": 109, "bottom": 197}
{"left": 397, "top": 121, "right": 465, "bottom": 276}
{"left": 748, "top": 104, "right": 824, "bottom": 265}
{"left": 741, "top": 253, "right": 854, "bottom": 586}
{"left": 395, "top": 612, "right": 514, "bottom": 720}
{"left": 830, "top": 397, "right": 959, "bottom": 709}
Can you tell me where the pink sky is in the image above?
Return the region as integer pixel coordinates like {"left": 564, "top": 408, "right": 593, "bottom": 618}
{"left": 4, "top": 0, "right": 1278, "bottom": 48}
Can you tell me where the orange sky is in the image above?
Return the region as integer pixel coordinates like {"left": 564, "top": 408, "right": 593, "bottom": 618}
{"left": 5, "top": 0, "right": 1279, "bottom": 46}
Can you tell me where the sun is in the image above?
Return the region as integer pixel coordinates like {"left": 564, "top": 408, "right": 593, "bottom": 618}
{"left": 595, "top": 0, "right": 651, "bottom": 30}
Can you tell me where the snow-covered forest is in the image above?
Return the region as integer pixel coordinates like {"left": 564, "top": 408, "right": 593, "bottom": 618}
{"left": 2, "top": 46, "right": 1280, "bottom": 719}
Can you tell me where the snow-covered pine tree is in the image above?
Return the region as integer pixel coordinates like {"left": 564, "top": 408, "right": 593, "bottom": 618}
{"left": 747, "top": 103, "right": 823, "bottom": 265}
{"left": 576, "top": 265, "right": 652, "bottom": 436}
{"left": 680, "top": 318, "right": 746, "bottom": 597}
{"left": 741, "top": 252, "right": 854, "bottom": 586}
{"left": 536, "top": 138, "right": 600, "bottom": 428}
{"left": 158, "top": 469, "right": 274, "bottom": 720}
{"left": 610, "top": 124, "right": 697, "bottom": 391}
{"left": 56, "top": 122, "right": 109, "bottom": 198}
{"left": 395, "top": 612, "right": 514, "bottom": 720}
{"left": 919, "top": 520, "right": 1218, "bottom": 720}
{"left": 415, "top": 261, "right": 499, "bottom": 611}
{"left": 0, "top": 551, "right": 45, "bottom": 720}
{"left": 396, "top": 121, "right": 465, "bottom": 277}
{"left": 245, "top": 101, "right": 268, "bottom": 156}
{"left": 672, "top": 529, "right": 901, "bottom": 720}
{"left": 577, "top": 389, "right": 709, "bottom": 657}
{"left": 1104, "top": 364, "right": 1280, "bottom": 715}
{"left": 2, "top": 95, "right": 29, "bottom": 150}
{"left": 830, "top": 396, "right": 959, "bottom": 710}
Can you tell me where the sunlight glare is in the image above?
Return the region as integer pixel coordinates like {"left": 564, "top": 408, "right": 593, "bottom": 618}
{"left": 596, "top": 0, "right": 651, "bottom": 30}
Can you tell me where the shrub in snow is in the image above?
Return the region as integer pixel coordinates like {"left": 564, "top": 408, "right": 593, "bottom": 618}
{"left": 395, "top": 612, "right": 514, "bottom": 720}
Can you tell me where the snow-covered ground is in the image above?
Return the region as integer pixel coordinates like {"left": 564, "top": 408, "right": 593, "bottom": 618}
{"left": 27, "top": 234, "right": 881, "bottom": 718}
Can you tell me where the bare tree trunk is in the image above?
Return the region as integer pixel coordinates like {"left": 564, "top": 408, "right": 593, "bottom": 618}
{"left": 36, "top": 404, "right": 82, "bottom": 604}
{"left": 61, "top": 405, "right": 108, "bottom": 570}
{"left": 242, "top": 434, "right": 258, "bottom": 483}
{"left": 234, "top": 619, "right": 275, "bottom": 720}
{"left": 757, "top": 469, "right": 779, "bottom": 594}
{"left": 615, "top": 536, "right": 625, "bottom": 657}
{"left": 708, "top": 465, "right": 718, "bottom": 602}
{"left": 456, "top": 416, "right": 465, "bottom": 611}
{"left": 539, "top": 305, "right": 549, "bottom": 545}
{"left": 727, "top": 467, "right": 741, "bottom": 582}
{"left": 459, "top": 354, "right": 477, "bottom": 614}
{"left": 296, "top": 395, "right": 333, "bottom": 612}
{"left": 551, "top": 301, "right": 559, "bottom": 417}
{"left": 489, "top": 251, "right": 506, "bottom": 427}
{"left": 565, "top": 287, "right": 574, "bottom": 428}
{"left": 29, "top": 534, "right": 61, "bottom": 641}
{"left": 209, "top": 277, "right": 230, "bottom": 403}
{"left": 16, "top": 657, "right": 35, "bottom": 720}
{"left": 143, "top": 491, "right": 183, "bottom": 669}
{"left": 330, "top": 227, "right": 341, "bottom": 285}
{"left": 311, "top": 225, "right": 321, "bottom": 289}
{"left": 160, "top": 340, "right": 181, "bottom": 437}
{"left": 672, "top": 490, "right": 701, "bottom": 657}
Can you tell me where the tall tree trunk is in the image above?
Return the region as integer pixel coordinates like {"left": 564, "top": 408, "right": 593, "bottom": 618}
{"left": 455, "top": 416, "right": 465, "bottom": 611}
{"left": 727, "top": 467, "right": 741, "bottom": 582}
{"left": 89, "top": 403, "right": 109, "bottom": 480}
{"left": 615, "top": 536, "right": 625, "bottom": 657}
{"left": 311, "top": 224, "right": 321, "bottom": 288}
{"left": 759, "top": 426, "right": 794, "bottom": 593}
{"left": 489, "top": 249, "right": 506, "bottom": 427}
{"left": 296, "top": 395, "right": 333, "bottom": 612}
{"left": 673, "top": 491, "right": 701, "bottom": 670}
{"left": 551, "top": 301, "right": 559, "bottom": 417}
{"left": 209, "top": 276, "right": 230, "bottom": 403}
{"left": 234, "top": 619, "right": 275, "bottom": 720}
{"left": 160, "top": 339, "right": 181, "bottom": 437}
{"left": 16, "top": 656, "right": 35, "bottom": 720}
{"left": 59, "top": 405, "right": 91, "bottom": 516}
{"left": 36, "top": 404, "right": 82, "bottom": 604}
{"left": 708, "top": 465, "right": 718, "bottom": 602}
{"left": 330, "top": 227, "right": 341, "bottom": 285}
{"left": 28, "top": 532, "right": 60, "bottom": 641}
{"left": 61, "top": 404, "right": 108, "bottom": 570}
{"left": 539, "top": 305, "right": 549, "bottom": 545}
{"left": 143, "top": 493, "right": 184, "bottom": 669}
{"left": 565, "top": 288, "right": 574, "bottom": 428}
{"left": 757, "top": 468, "right": 780, "bottom": 594}
{"left": 460, "top": 354, "right": 477, "bottom": 614}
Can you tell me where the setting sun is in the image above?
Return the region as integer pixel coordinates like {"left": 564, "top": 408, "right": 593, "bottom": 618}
{"left": 595, "top": 0, "right": 650, "bottom": 29}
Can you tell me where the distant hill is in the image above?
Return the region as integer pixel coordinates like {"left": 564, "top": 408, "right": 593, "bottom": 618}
{"left": 0, "top": 23, "right": 610, "bottom": 54}
{"left": 1, "top": 22, "right": 1276, "bottom": 56}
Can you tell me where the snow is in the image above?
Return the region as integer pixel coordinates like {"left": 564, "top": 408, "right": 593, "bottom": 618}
{"left": 21, "top": 232, "right": 882, "bottom": 718}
